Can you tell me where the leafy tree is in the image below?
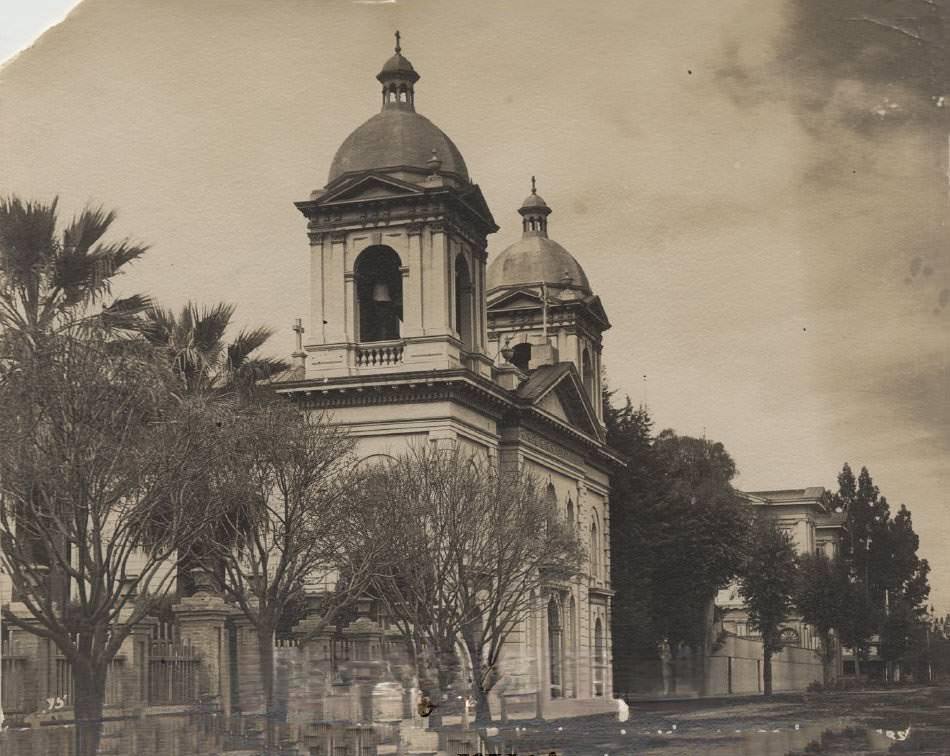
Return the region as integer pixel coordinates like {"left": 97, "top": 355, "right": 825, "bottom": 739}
{"left": 604, "top": 391, "right": 658, "bottom": 689}
{"left": 737, "top": 517, "right": 798, "bottom": 696}
{"left": 795, "top": 553, "right": 852, "bottom": 684}
{"left": 605, "top": 387, "right": 750, "bottom": 694}
{"left": 827, "top": 463, "right": 930, "bottom": 673}
{"left": 0, "top": 327, "right": 223, "bottom": 756}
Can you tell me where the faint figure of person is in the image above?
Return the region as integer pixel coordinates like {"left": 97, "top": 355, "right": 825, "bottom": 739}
{"left": 615, "top": 696, "right": 630, "bottom": 722}
{"left": 417, "top": 691, "right": 438, "bottom": 718}
{"left": 659, "top": 638, "right": 673, "bottom": 696}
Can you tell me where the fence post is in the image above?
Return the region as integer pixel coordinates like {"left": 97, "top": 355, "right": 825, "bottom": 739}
{"left": 290, "top": 617, "right": 337, "bottom": 726}
{"left": 232, "top": 609, "right": 264, "bottom": 716}
{"left": 173, "top": 591, "right": 235, "bottom": 716}
{"left": 128, "top": 616, "right": 157, "bottom": 708}
{"left": 4, "top": 603, "right": 51, "bottom": 717}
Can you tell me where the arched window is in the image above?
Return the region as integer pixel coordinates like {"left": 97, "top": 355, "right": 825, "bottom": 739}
{"left": 355, "top": 246, "right": 403, "bottom": 343}
{"left": 454, "top": 254, "right": 474, "bottom": 351}
{"left": 511, "top": 342, "right": 532, "bottom": 371}
{"left": 590, "top": 517, "right": 600, "bottom": 581}
{"left": 593, "top": 617, "right": 605, "bottom": 697}
{"left": 582, "top": 347, "right": 594, "bottom": 401}
{"left": 547, "top": 596, "right": 563, "bottom": 699}
{"left": 566, "top": 497, "right": 574, "bottom": 525}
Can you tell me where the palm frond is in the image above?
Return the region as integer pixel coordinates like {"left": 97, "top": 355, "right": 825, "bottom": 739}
{"left": 190, "top": 302, "right": 234, "bottom": 357}
{"left": 99, "top": 294, "right": 153, "bottom": 331}
{"left": 0, "top": 195, "right": 59, "bottom": 287}
{"left": 62, "top": 206, "right": 117, "bottom": 254}
{"left": 236, "top": 357, "right": 292, "bottom": 384}
{"left": 142, "top": 306, "right": 177, "bottom": 345}
{"left": 226, "top": 326, "right": 275, "bottom": 371}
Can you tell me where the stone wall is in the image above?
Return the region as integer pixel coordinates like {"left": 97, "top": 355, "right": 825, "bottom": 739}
{"left": 705, "top": 635, "right": 823, "bottom": 695}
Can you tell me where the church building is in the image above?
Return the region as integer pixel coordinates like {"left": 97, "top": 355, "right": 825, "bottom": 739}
{"left": 275, "top": 35, "right": 620, "bottom": 716}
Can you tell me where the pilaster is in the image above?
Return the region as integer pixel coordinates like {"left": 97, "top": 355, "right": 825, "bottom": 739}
{"left": 325, "top": 232, "right": 348, "bottom": 344}
{"left": 404, "top": 224, "right": 425, "bottom": 337}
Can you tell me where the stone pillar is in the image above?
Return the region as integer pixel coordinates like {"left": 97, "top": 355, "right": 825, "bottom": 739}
{"left": 290, "top": 616, "right": 336, "bottom": 724}
{"left": 342, "top": 599, "right": 385, "bottom": 683}
{"left": 232, "top": 610, "right": 264, "bottom": 715}
{"left": 172, "top": 591, "right": 234, "bottom": 715}
{"left": 124, "top": 615, "right": 157, "bottom": 708}
{"left": 4, "top": 603, "right": 50, "bottom": 717}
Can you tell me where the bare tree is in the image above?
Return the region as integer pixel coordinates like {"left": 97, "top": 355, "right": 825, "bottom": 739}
{"left": 353, "top": 444, "right": 584, "bottom": 725}
{"left": 0, "top": 327, "right": 223, "bottom": 756}
{"left": 201, "top": 396, "right": 366, "bottom": 747}
{"left": 354, "top": 445, "right": 480, "bottom": 721}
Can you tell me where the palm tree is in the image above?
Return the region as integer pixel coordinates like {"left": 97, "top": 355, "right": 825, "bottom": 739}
{"left": 0, "top": 195, "right": 149, "bottom": 345}
{"left": 143, "top": 301, "right": 289, "bottom": 396}
{"left": 143, "top": 301, "right": 291, "bottom": 597}
{"left": 0, "top": 195, "right": 150, "bottom": 609}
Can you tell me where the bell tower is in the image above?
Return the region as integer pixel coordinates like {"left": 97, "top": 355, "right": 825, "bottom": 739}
{"left": 294, "top": 33, "right": 498, "bottom": 379}
{"left": 487, "top": 179, "right": 611, "bottom": 424}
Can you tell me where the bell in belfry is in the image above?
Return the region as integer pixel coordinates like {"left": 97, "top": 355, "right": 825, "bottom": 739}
{"left": 372, "top": 280, "right": 392, "bottom": 303}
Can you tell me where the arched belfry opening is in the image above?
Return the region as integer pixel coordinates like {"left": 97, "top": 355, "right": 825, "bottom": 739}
{"left": 355, "top": 246, "right": 403, "bottom": 342}
{"left": 511, "top": 343, "right": 532, "bottom": 372}
{"left": 454, "top": 253, "right": 474, "bottom": 351}
{"left": 582, "top": 347, "right": 594, "bottom": 401}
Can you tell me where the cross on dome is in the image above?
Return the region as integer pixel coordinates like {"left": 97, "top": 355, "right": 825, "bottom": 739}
{"left": 519, "top": 176, "right": 552, "bottom": 236}
{"left": 378, "top": 30, "right": 420, "bottom": 110}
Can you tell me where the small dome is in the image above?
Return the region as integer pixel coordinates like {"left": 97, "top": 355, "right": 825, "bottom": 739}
{"left": 378, "top": 51, "right": 419, "bottom": 81}
{"left": 328, "top": 109, "right": 469, "bottom": 184}
{"left": 520, "top": 191, "right": 549, "bottom": 211}
{"left": 489, "top": 179, "right": 591, "bottom": 294}
{"left": 488, "top": 235, "right": 592, "bottom": 294}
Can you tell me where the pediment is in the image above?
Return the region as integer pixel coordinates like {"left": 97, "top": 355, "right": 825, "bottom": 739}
{"left": 582, "top": 295, "right": 611, "bottom": 330}
{"left": 521, "top": 364, "right": 603, "bottom": 441}
{"left": 457, "top": 184, "right": 497, "bottom": 230}
{"left": 488, "top": 287, "right": 542, "bottom": 311}
{"left": 318, "top": 174, "right": 425, "bottom": 205}
{"left": 538, "top": 390, "right": 572, "bottom": 423}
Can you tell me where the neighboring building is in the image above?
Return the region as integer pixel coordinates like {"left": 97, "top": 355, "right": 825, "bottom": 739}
{"left": 712, "top": 487, "right": 846, "bottom": 691}
{"left": 718, "top": 487, "right": 845, "bottom": 649}
{"left": 274, "top": 37, "right": 620, "bottom": 716}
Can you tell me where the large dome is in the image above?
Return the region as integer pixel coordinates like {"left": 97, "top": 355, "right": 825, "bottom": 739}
{"left": 488, "top": 182, "right": 592, "bottom": 294}
{"left": 328, "top": 108, "right": 469, "bottom": 184}
{"left": 488, "top": 235, "right": 591, "bottom": 294}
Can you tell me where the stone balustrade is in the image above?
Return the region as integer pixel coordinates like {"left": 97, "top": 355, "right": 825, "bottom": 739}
{"left": 355, "top": 340, "right": 405, "bottom": 367}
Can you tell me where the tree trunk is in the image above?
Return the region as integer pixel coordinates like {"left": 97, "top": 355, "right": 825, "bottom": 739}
{"left": 464, "top": 638, "right": 492, "bottom": 726}
{"left": 417, "top": 644, "right": 443, "bottom": 727}
{"left": 257, "top": 628, "right": 277, "bottom": 751}
{"left": 762, "top": 648, "right": 773, "bottom": 696}
{"left": 73, "top": 665, "right": 107, "bottom": 756}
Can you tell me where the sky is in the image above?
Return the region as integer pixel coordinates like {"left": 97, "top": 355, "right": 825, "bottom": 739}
{"left": 1, "top": 0, "right": 948, "bottom": 612}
